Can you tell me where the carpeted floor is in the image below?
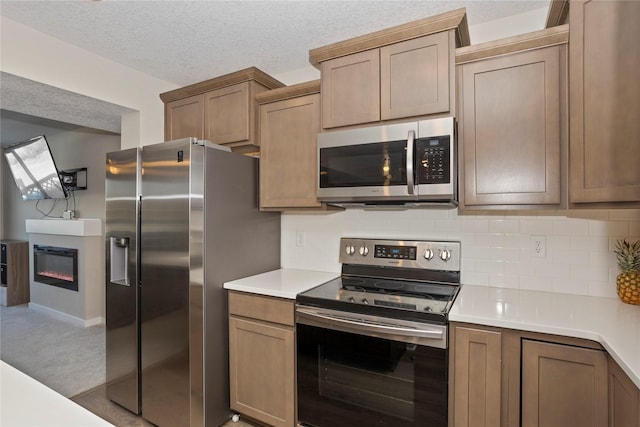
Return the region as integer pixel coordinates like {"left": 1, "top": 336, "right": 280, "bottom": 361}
{"left": 0, "top": 304, "right": 105, "bottom": 398}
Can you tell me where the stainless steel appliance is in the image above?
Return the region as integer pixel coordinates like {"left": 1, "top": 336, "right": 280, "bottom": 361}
{"left": 317, "top": 117, "right": 457, "bottom": 208}
{"left": 296, "top": 237, "right": 461, "bottom": 427}
{"left": 105, "top": 138, "right": 280, "bottom": 427}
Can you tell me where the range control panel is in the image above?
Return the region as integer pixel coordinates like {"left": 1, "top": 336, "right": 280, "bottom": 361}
{"left": 340, "top": 238, "right": 461, "bottom": 272}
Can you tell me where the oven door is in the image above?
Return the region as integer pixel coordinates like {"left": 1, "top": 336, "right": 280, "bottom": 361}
{"left": 296, "top": 307, "right": 448, "bottom": 427}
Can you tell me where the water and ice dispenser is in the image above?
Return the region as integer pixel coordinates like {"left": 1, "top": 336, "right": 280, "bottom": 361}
{"left": 109, "top": 237, "right": 130, "bottom": 286}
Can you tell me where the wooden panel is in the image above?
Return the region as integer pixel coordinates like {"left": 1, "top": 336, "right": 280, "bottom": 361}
{"left": 455, "top": 25, "right": 569, "bottom": 65}
{"left": 569, "top": 0, "right": 640, "bottom": 204}
{"left": 228, "top": 291, "right": 294, "bottom": 326}
{"left": 608, "top": 356, "right": 640, "bottom": 427}
{"left": 321, "top": 49, "right": 380, "bottom": 128}
{"left": 204, "top": 82, "right": 250, "bottom": 145}
{"left": 451, "top": 325, "right": 502, "bottom": 427}
{"left": 229, "top": 317, "right": 295, "bottom": 427}
{"left": 1, "top": 241, "right": 29, "bottom": 307}
{"left": 256, "top": 80, "right": 320, "bottom": 105}
{"left": 159, "top": 66, "right": 284, "bottom": 103}
{"left": 459, "top": 45, "right": 564, "bottom": 207}
{"left": 546, "top": 0, "right": 569, "bottom": 28}
{"left": 259, "top": 93, "right": 322, "bottom": 209}
{"left": 309, "top": 8, "right": 469, "bottom": 66}
{"left": 521, "top": 339, "right": 607, "bottom": 427}
{"left": 381, "top": 31, "right": 450, "bottom": 120}
{"left": 164, "top": 94, "right": 203, "bottom": 141}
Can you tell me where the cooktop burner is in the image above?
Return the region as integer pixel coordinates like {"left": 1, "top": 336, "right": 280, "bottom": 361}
{"left": 297, "top": 238, "right": 462, "bottom": 323}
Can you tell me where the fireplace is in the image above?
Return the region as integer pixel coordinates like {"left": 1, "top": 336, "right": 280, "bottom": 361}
{"left": 33, "top": 245, "right": 78, "bottom": 292}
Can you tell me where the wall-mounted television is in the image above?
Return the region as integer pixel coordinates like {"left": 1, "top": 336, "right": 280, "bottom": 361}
{"left": 3, "top": 135, "right": 68, "bottom": 200}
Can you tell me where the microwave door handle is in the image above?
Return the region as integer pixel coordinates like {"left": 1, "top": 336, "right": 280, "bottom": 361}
{"left": 406, "top": 130, "right": 415, "bottom": 195}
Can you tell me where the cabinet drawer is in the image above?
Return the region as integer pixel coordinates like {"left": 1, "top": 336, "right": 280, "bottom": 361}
{"left": 228, "top": 291, "right": 294, "bottom": 326}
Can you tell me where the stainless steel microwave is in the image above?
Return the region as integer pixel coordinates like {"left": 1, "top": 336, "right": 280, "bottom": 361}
{"left": 317, "top": 117, "right": 457, "bottom": 208}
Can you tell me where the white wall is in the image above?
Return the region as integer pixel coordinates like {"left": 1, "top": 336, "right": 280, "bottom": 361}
{"left": 2, "top": 129, "right": 120, "bottom": 241}
{"left": 469, "top": 7, "right": 549, "bottom": 44}
{"left": 282, "top": 209, "right": 640, "bottom": 299}
{"left": 0, "top": 16, "right": 177, "bottom": 148}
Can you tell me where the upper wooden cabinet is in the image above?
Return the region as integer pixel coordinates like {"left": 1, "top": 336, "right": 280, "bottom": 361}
{"left": 257, "top": 81, "right": 333, "bottom": 211}
{"left": 456, "top": 26, "right": 568, "bottom": 210}
{"left": 310, "top": 8, "right": 470, "bottom": 129}
{"left": 568, "top": 0, "right": 640, "bottom": 206}
{"left": 160, "top": 67, "right": 284, "bottom": 153}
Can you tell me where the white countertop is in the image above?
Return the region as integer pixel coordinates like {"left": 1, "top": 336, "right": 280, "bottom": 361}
{"left": 0, "top": 361, "right": 114, "bottom": 426}
{"left": 450, "top": 285, "right": 640, "bottom": 389}
{"left": 224, "top": 268, "right": 339, "bottom": 299}
{"left": 223, "top": 269, "right": 640, "bottom": 390}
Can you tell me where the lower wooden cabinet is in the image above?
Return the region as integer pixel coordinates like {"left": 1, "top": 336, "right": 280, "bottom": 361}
{"left": 450, "top": 322, "right": 640, "bottom": 427}
{"left": 521, "top": 339, "right": 607, "bottom": 427}
{"left": 450, "top": 325, "right": 502, "bottom": 427}
{"left": 608, "top": 356, "right": 640, "bottom": 427}
{"left": 228, "top": 291, "right": 295, "bottom": 427}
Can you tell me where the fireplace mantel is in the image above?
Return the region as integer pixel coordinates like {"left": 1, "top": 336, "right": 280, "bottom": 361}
{"left": 25, "top": 219, "right": 102, "bottom": 237}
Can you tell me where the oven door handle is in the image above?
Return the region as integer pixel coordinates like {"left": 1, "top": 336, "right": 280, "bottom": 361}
{"left": 296, "top": 307, "right": 444, "bottom": 341}
{"left": 406, "top": 130, "right": 416, "bottom": 195}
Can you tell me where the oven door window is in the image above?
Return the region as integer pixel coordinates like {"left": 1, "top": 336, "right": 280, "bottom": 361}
{"left": 297, "top": 323, "right": 447, "bottom": 427}
{"left": 319, "top": 140, "right": 407, "bottom": 188}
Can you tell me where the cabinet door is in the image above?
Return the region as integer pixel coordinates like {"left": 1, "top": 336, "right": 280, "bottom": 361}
{"left": 0, "top": 241, "right": 29, "bottom": 306}
{"left": 608, "top": 356, "right": 640, "bottom": 427}
{"left": 259, "top": 93, "right": 322, "bottom": 209}
{"left": 165, "top": 94, "right": 204, "bottom": 141}
{"left": 381, "top": 31, "right": 451, "bottom": 120}
{"left": 321, "top": 49, "right": 380, "bottom": 128}
{"left": 229, "top": 316, "right": 295, "bottom": 427}
{"left": 459, "top": 45, "right": 564, "bottom": 207}
{"left": 451, "top": 325, "right": 502, "bottom": 427}
{"left": 569, "top": 0, "right": 640, "bottom": 204}
{"left": 521, "top": 339, "right": 607, "bottom": 427}
{"left": 204, "top": 82, "right": 250, "bottom": 145}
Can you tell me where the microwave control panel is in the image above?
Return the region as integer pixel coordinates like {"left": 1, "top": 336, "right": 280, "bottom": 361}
{"left": 416, "top": 136, "right": 450, "bottom": 184}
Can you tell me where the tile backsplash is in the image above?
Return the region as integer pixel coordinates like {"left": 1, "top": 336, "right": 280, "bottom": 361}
{"left": 281, "top": 209, "right": 640, "bottom": 299}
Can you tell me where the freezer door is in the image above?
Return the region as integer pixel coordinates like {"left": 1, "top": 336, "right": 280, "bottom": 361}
{"left": 140, "top": 139, "right": 196, "bottom": 427}
{"left": 105, "top": 148, "right": 140, "bottom": 414}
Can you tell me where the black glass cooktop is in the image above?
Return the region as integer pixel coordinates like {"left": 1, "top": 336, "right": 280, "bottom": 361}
{"left": 297, "top": 275, "right": 460, "bottom": 323}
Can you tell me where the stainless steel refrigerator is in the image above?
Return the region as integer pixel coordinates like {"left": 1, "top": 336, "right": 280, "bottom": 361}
{"left": 105, "top": 138, "right": 280, "bottom": 427}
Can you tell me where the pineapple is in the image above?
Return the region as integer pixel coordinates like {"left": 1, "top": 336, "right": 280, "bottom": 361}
{"left": 614, "top": 239, "right": 640, "bottom": 305}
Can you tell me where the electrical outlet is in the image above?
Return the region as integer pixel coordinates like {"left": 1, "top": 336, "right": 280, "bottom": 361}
{"left": 531, "top": 235, "right": 546, "bottom": 258}
{"left": 296, "top": 231, "right": 306, "bottom": 247}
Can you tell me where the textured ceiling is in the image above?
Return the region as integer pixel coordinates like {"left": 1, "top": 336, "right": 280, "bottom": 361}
{"left": 0, "top": 0, "right": 550, "bottom": 144}
{"left": 1, "top": 0, "right": 550, "bottom": 87}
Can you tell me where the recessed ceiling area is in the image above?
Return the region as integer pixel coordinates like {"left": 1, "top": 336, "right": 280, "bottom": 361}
{"left": 0, "top": 73, "right": 132, "bottom": 147}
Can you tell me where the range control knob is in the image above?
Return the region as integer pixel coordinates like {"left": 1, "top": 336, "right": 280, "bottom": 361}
{"left": 424, "top": 248, "right": 434, "bottom": 260}
{"left": 348, "top": 297, "right": 355, "bottom": 303}
{"left": 345, "top": 244, "right": 355, "bottom": 256}
{"left": 440, "top": 249, "right": 452, "bottom": 261}
{"left": 359, "top": 245, "right": 369, "bottom": 256}
{"left": 361, "top": 298, "right": 369, "bottom": 305}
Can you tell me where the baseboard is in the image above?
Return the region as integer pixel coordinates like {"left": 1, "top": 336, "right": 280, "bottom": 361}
{"left": 28, "top": 303, "right": 104, "bottom": 327}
